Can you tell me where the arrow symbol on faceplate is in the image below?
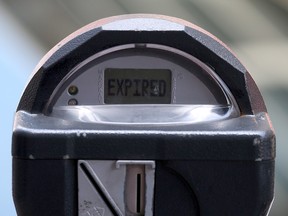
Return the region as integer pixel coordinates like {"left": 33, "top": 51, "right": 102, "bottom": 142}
{"left": 94, "top": 206, "right": 105, "bottom": 216}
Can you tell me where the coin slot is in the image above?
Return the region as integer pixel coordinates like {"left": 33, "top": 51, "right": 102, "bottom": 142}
{"left": 136, "top": 173, "right": 142, "bottom": 214}
{"left": 125, "top": 165, "right": 145, "bottom": 215}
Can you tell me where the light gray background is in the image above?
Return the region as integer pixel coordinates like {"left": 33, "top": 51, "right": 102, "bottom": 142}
{"left": 1, "top": 1, "right": 287, "bottom": 215}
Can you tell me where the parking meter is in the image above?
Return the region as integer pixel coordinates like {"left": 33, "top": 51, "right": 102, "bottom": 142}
{"left": 12, "top": 14, "right": 275, "bottom": 216}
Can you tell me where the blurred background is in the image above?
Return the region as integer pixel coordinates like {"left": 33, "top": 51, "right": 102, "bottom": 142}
{"left": 0, "top": 0, "right": 287, "bottom": 215}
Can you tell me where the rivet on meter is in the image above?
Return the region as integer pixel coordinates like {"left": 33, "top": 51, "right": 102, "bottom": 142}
{"left": 68, "top": 85, "right": 78, "bottom": 95}
{"left": 68, "top": 98, "right": 78, "bottom": 106}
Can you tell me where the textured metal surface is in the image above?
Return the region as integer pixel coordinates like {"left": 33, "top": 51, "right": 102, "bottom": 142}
{"left": 11, "top": 14, "right": 276, "bottom": 216}
{"left": 12, "top": 110, "right": 275, "bottom": 161}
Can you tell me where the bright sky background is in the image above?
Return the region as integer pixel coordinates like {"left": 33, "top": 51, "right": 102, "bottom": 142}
{"left": 0, "top": 2, "right": 46, "bottom": 215}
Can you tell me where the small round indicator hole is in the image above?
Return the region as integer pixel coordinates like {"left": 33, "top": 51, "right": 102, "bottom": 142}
{"left": 68, "top": 85, "right": 78, "bottom": 95}
{"left": 68, "top": 99, "right": 78, "bottom": 106}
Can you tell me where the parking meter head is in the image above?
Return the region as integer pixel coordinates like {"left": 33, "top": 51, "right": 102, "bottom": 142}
{"left": 13, "top": 14, "right": 275, "bottom": 216}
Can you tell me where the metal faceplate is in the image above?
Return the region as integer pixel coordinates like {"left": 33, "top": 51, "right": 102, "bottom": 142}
{"left": 46, "top": 44, "right": 239, "bottom": 124}
{"left": 78, "top": 160, "right": 155, "bottom": 216}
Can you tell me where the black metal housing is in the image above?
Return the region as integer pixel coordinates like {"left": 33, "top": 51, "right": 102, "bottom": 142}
{"left": 12, "top": 14, "right": 275, "bottom": 216}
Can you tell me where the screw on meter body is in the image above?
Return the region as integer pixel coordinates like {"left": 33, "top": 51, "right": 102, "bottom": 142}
{"left": 12, "top": 14, "right": 275, "bottom": 216}
{"left": 68, "top": 85, "right": 79, "bottom": 95}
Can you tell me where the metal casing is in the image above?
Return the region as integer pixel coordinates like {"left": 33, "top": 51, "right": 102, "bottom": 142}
{"left": 12, "top": 14, "right": 275, "bottom": 216}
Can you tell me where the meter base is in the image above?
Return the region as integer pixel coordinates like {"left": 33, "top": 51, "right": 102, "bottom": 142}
{"left": 13, "top": 158, "right": 274, "bottom": 216}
